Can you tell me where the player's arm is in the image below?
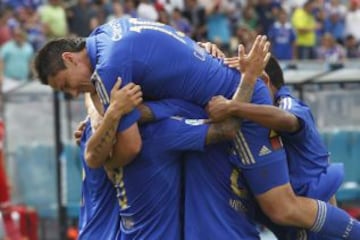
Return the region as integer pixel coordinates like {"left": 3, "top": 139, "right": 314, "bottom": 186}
{"left": 232, "top": 35, "right": 271, "bottom": 103}
{"left": 85, "top": 78, "right": 142, "bottom": 168}
{"left": 208, "top": 99, "right": 300, "bottom": 133}
{"left": 205, "top": 118, "right": 238, "bottom": 144}
{"left": 201, "top": 36, "right": 271, "bottom": 106}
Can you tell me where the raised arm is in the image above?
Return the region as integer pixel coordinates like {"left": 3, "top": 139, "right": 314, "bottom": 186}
{"left": 232, "top": 35, "right": 271, "bottom": 103}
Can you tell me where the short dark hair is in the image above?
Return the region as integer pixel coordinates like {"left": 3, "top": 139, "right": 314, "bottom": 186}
{"left": 265, "top": 56, "right": 284, "bottom": 89}
{"left": 34, "top": 38, "right": 86, "bottom": 85}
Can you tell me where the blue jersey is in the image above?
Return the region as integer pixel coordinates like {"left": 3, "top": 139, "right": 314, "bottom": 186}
{"left": 185, "top": 144, "right": 260, "bottom": 239}
{"left": 268, "top": 22, "right": 296, "bottom": 60}
{"left": 86, "top": 17, "right": 241, "bottom": 131}
{"left": 78, "top": 120, "right": 121, "bottom": 240}
{"left": 146, "top": 79, "right": 290, "bottom": 196}
{"left": 116, "top": 117, "right": 209, "bottom": 240}
{"left": 253, "top": 86, "right": 344, "bottom": 240}
{"left": 230, "top": 81, "right": 290, "bottom": 196}
{"left": 145, "top": 99, "right": 260, "bottom": 239}
{"left": 276, "top": 86, "right": 343, "bottom": 200}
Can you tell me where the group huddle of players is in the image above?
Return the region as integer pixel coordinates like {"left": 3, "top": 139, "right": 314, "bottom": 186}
{"left": 34, "top": 17, "right": 360, "bottom": 239}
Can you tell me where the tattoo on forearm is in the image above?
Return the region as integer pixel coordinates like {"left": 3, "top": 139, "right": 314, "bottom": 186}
{"left": 93, "top": 119, "right": 118, "bottom": 155}
{"left": 206, "top": 119, "right": 239, "bottom": 145}
{"left": 233, "top": 80, "right": 254, "bottom": 103}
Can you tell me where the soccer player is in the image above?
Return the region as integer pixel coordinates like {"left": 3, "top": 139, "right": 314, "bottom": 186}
{"left": 34, "top": 17, "right": 271, "bottom": 169}
{"left": 181, "top": 106, "right": 261, "bottom": 239}
{"left": 208, "top": 56, "right": 357, "bottom": 239}
{"left": 88, "top": 95, "right": 259, "bottom": 239}
{"left": 75, "top": 39, "right": 267, "bottom": 239}
{"left": 76, "top": 80, "right": 142, "bottom": 239}
{"left": 78, "top": 118, "right": 121, "bottom": 240}
{"left": 35, "top": 17, "right": 360, "bottom": 238}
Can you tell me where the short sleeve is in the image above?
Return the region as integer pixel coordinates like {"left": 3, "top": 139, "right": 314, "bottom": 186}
{"left": 278, "top": 97, "right": 312, "bottom": 140}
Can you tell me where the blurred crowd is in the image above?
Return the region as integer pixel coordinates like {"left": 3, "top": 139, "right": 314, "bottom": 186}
{"left": 0, "top": 0, "right": 360, "bottom": 84}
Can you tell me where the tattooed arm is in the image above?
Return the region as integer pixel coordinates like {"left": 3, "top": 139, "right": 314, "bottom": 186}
{"left": 205, "top": 118, "right": 239, "bottom": 145}
{"left": 232, "top": 35, "right": 271, "bottom": 103}
{"left": 85, "top": 78, "right": 143, "bottom": 169}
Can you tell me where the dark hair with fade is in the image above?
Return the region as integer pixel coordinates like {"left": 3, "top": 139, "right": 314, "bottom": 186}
{"left": 265, "top": 56, "right": 284, "bottom": 90}
{"left": 34, "top": 38, "right": 86, "bottom": 85}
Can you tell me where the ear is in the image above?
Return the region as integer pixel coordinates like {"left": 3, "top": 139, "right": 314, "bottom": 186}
{"left": 61, "top": 52, "right": 76, "bottom": 66}
{"left": 261, "top": 71, "right": 271, "bottom": 86}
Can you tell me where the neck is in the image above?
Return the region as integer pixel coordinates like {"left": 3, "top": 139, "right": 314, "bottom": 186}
{"left": 80, "top": 49, "right": 93, "bottom": 72}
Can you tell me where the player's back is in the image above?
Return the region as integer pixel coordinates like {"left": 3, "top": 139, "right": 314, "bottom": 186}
{"left": 185, "top": 143, "right": 260, "bottom": 240}
{"left": 117, "top": 117, "right": 208, "bottom": 240}
{"left": 87, "top": 17, "right": 240, "bottom": 106}
{"left": 78, "top": 120, "right": 121, "bottom": 240}
{"left": 276, "top": 86, "right": 342, "bottom": 200}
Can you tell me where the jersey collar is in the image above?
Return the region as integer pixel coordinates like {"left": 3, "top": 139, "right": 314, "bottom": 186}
{"left": 86, "top": 36, "right": 97, "bottom": 69}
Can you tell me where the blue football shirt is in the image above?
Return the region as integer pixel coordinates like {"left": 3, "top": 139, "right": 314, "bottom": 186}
{"left": 78, "top": 119, "right": 121, "bottom": 240}
{"left": 86, "top": 17, "right": 241, "bottom": 131}
{"left": 268, "top": 22, "right": 296, "bottom": 60}
{"left": 116, "top": 117, "right": 209, "bottom": 240}
{"left": 230, "top": 81, "right": 290, "bottom": 196}
{"left": 185, "top": 143, "right": 261, "bottom": 240}
{"left": 143, "top": 98, "right": 262, "bottom": 239}
{"left": 275, "top": 86, "right": 343, "bottom": 200}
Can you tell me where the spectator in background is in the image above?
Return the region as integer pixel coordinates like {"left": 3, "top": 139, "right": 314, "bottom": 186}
{"left": 314, "top": 6, "right": 326, "bottom": 44}
{"left": 157, "top": 0, "right": 184, "bottom": 14}
{"left": 255, "top": 0, "right": 275, "bottom": 35}
{"left": 205, "top": 0, "right": 232, "bottom": 53}
{"left": 158, "top": 9, "right": 170, "bottom": 24}
{"left": 0, "top": 26, "right": 34, "bottom": 83}
{"left": 324, "top": 9, "right": 345, "bottom": 43}
{"left": 316, "top": 32, "right": 346, "bottom": 63}
{"left": 90, "top": 0, "right": 113, "bottom": 26}
{"left": 345, "top": 0, "right": 360, "bottom": 42}
{"left": 38, "top": 0, "right": 68, "bottom": 39}
{"left": 23, "top": 6, "right": 45, "bottom": 51}
{"left": 344, "top": 34, "right": 360, "bottom": 58}
{"left": 240, "top": 4, "right": 259, "bottom": 32}
{"left": 268, "top": 7, "right": 296, "bottom": 60}
{"left": 67, "top": 0, "right": 96, "bottom": 37}
{"left": 230, "top": 23, "right": 256, "bottom": 54}
{"left": 291, "top": 0, "right": 318, "bottom": 59}
{"left": 171, "top": 8, "right": 192, "bottom": 36}
{"left": 137, "top": 0, "right": 159, "bottom": 21}
{"left": 182, "top": 0, "right": 207, "bottom": 41}
{"left": 0, "top": 8, "right": 13, "bottom": 46}
{"left": 106, "top": 1, "right": 129, "bottom": 22}
{"left": 324, "top": 0, "right": 347, "bottom": 19}
{"left": 123, "top": 0, "right": 138, "bottom": 18}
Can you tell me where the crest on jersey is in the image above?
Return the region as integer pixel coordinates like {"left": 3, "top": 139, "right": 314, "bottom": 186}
{"left": 91, "top": 71, "right": 110, "bottom": 105}
{"left": 184, "top": 119, "right": 206, "bottom": 126}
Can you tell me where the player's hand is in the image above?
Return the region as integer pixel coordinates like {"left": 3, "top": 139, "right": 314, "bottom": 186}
{"left": 197, "top": 42, "right": 226, "bottom": 59}
{"left": 74, "top": 119, "right": 87, "bottom": 146}
{"left": 109, "top": 77, "right": 143, "bottom": 116}
{"left": 207, "top": 96, "right": 233, "bottom": 122}
{"left": 243, "top": 35, "right": 271, "bottom": 77}
{"left": 224, "top": 35, "right": 271, "bottom": 77}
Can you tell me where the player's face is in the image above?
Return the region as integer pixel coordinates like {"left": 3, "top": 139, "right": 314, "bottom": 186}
{"left": 48, "top": 65, "right": 95, "bottom": 97}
